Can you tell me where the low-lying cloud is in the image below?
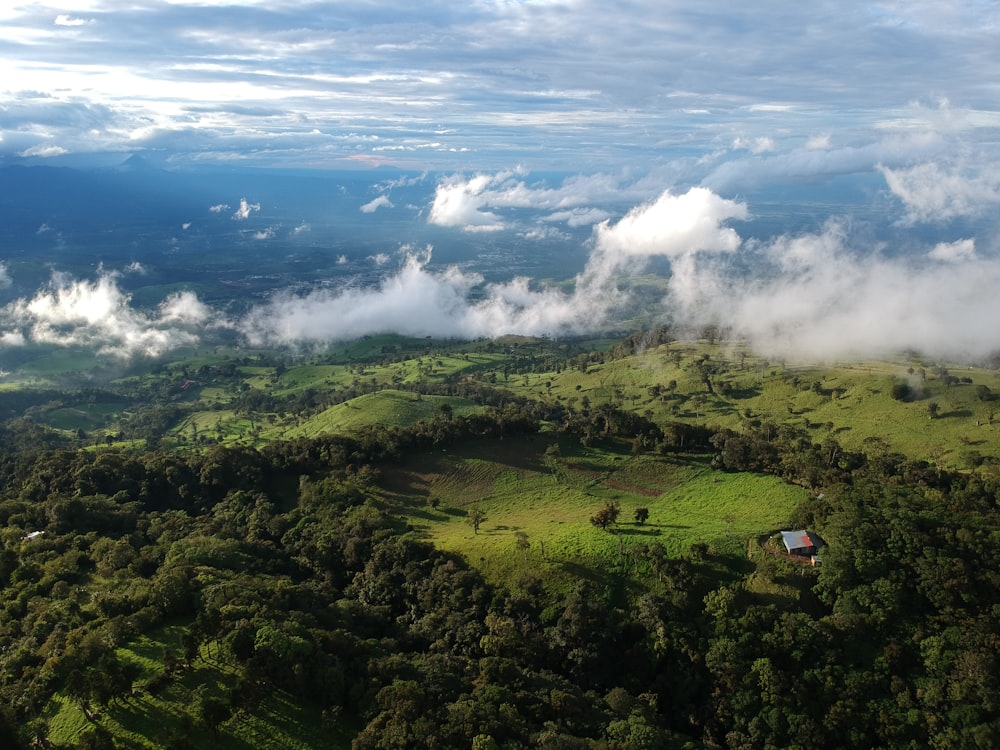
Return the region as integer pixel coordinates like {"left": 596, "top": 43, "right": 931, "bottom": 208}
{"left": 4, "top": 181, "right": 1000, "bottom": 365}
{"left": 880, "top": 162, "right": 1000, "bottom": 224}
{"left": 0, "top": 272, "right": 218, "bottom": 359}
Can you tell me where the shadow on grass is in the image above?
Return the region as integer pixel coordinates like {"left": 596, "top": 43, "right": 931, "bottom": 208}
{"left": 943, "top": 408, "right": 973, "bottom": 419}
{"left": 616, "top": 527, "right": 664, "bottom": 537}
{"left": 557, "top": 560, "right": 606, "bottom": 584}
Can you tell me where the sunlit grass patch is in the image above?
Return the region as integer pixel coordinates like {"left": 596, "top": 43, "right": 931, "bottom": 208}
{"left": 391, "top": 440, "right": 807, "bottom": 593}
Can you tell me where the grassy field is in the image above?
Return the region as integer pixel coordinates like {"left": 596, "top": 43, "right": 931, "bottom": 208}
{"left": 279, "top": 390, "right": 481, "bottom": 438}
{"left": 11, "top": 334, "right": 1000, "bottom": 469}
{"left": 381, "top": 436, "right": 807, "bottom": 594}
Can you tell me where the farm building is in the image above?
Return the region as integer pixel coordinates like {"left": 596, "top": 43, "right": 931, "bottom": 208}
{"left": 780, "top": 530, "right": 822, "bottom": 557}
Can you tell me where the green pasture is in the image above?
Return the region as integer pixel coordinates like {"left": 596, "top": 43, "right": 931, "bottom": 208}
{"left": 281, "top": 390, "right": 481, "bottom": 438}
{"left": 497, "top": 341, "right": 1000, "bottom": 469}
{"left": 7, "top": 332, "right": 1000, "bottom": 470}
{"left": 43, "top": 403, "right": 126, "bottom": 432}
{"left": 384, "top": 437, "right": 807, "bottom": 593}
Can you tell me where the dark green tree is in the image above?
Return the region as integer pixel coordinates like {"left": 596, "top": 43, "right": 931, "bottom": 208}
{"left": 590, "top": 501, "right": 621, "bottom": 531}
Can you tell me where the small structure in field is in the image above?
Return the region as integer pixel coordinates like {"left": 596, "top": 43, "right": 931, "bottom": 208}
{"left": 780, "top": 529, "right": 823, "bottom": 563}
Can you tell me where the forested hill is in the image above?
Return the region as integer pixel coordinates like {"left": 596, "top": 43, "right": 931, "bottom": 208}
{"left": 0, "top": 338, "right": 1000, "bottom": 750}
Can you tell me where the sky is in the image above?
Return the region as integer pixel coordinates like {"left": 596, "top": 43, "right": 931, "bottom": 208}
{"left": 1, "top": 0, "right": 998, "bottom": 178}
{"left": 3, "top": 1, "right": 1000, "bottom": 364}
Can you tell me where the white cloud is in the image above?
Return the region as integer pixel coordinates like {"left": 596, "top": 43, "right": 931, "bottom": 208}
{"left": 158, "top": 290, "right": 214, "bottom": 325}
{"left": 427, "top": 169, "right": 679, "bottom": 233}
{"left": 232, "top": 198, "right": 261, "bottom": 220}
{"left": 0, "top": 263, "right": 11, "bottom": 289}
{"left": 209, "top": 203, "right": 229, "bottom": 213}
{"left": 253, "top": 227, "right": 275, "bottom": 240}
{"left": 659, "top": 225, "right": 1000, "bottom": 361}
{"left": 543, "top": 208, "right": 611, "bottom": 227}
{"left": 592, "top": 188, "right": 747, "bottom": 260}
{"left": 360, "top": 195, "right": 393, "bottom": 213}
{"left": 0, "top": 272, "right": 208, "bottom": 359}
{"left": 428, "top": 173, "right": 506, "bottom": 231}
{"left": 0, "top": 331, "right": 25, "bottom": 348}
{"left": 292, "top": 222, "right": 310, "bottom": 234}
{"left": 54, "top": 15, "right": 91, "bottom": 27}
{"left": 928, "top": 238, "right": 976, "bottom": 263}
{"left": 880, "top": 162, "right": 1000, "bottom": 224}
{"left": 19, "top": 144, "right": 68, "bottom": 158}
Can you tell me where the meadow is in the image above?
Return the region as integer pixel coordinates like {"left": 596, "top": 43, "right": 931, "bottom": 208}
{"left": 380, "top": 436, "right": 807, "bottom": 594}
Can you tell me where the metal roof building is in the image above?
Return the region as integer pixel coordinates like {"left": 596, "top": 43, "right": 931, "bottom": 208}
{"left": 780, "top": 530, "right": 822, "bottom": 555}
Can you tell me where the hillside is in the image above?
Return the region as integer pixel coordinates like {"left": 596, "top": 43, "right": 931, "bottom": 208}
{"left": 1, "top": 330, "right": 1000, "bottom": 748}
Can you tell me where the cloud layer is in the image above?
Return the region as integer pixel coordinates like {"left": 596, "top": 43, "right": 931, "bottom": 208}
{"left": 6, "top": 178, "right": 1000, "bottom": 365}
{"left": 2, "top": 1, "right": 1000, "bottom": 183}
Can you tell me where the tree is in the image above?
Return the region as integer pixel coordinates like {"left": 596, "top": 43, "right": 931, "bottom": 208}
{"left": 514, "top": 530, "right": 530, "bottom": 558}
{"left": 590, "top": 501, "right": 621, "bottom": 531}
{"left": 634, "top": 507, "right": 649, "bottom": 525}
{"left": 193, "top": 686, "right": 231, "bottom": 739}
{"left": 890, "top": 382, "right": 912, "bottom": 401}
{"left": 928, "top": 401, "right": 940, "bottom": 419}
{"left": 467, "top": 507, "right": 487, "bottom": 534}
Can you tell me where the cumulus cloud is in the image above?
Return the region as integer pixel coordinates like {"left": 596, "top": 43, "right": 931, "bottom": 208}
{"left": 253, "top": 227, "right": 275, "bottom": 240}
{"left": 590, "top": 187, "right": 747, "bottom": 270}
{"left": 360, "top": 195, "right": 393, "bottom": 213}
{"left": 0, "top": 272, "right": 213, "bottom": 359}
{"left": 232, "top": 198, "right": 261, "bottom": 220}
{"left": 879, "top": 162, "right": 1000, "bottom": 224}
{"left": 209, "top": 204, "right": 229, "bottom": 213}
{"left": 428, "top": 173, "right": 506, "bottom": 231}
{"left": 0, "top": 263, "right": 11, "bottom": 290}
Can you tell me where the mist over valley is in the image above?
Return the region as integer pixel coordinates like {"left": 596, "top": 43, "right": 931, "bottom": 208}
{"left": 1, "top": 161, "right": 997, "bottom": 370}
